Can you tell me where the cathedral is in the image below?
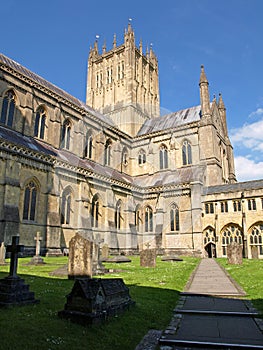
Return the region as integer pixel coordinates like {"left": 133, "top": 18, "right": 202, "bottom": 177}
{"left": 0, "top": 24, "right": 262, "bottom": 259}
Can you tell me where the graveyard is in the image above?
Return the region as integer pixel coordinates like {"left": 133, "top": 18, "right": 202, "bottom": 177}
{"left": 0, "top": 251, "right": 262, "bottom": 350}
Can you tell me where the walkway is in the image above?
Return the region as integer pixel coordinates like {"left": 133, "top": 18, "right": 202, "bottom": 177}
{"left": 159, "top": 258, "right": 263, "bottom": 349}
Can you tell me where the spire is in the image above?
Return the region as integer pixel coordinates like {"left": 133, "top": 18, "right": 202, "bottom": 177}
{"left": 113, "top": 33, "right": 116, "bottom": 49}
{"left": 139, "top": 38, "right": 143, "bottom": 53}
{"left": 199, "top": 65, "right": 211, "bottom": 117}
{"left": 218, "top": 93, "right": 227, "bottom": 135}
{"left": 199, "top": 64, "right": 208, "bottom": 84}
{"left": 218, "top": 93, "right": 225, "bottom": 110}
{"left": 102, "top": 40, "right": 106, "bottom": 54}
{"left": 94, "top": 40, "right": 98, "bottom": 54}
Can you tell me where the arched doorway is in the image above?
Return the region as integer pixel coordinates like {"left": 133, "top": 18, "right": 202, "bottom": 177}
{"left": 205, "top": 242, "right": 216, "bottom": 258}
{"left": 203, "top": 227, "right": 216, "bottom": 258}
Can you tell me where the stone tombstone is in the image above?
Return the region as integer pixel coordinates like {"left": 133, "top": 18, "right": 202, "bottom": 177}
{"left": 227, "top": 242, "right": 243, "bottom": 265}
{"left": 58, "top": 278, "right": 135, "bottom": 325}
{"left": 140, "top": 249, "right": 156, "bottom": 268}
{"left": 251, "top": 246, "right": 259, "bottom": 259}
{"left": 68, "top": 233, "right": 93, "bottom": 279}
{"left": 0, "top": 242, "right": 6, "bottom": 265}
{"left": 29, "top": 232, "right": 44, "bottom": 265}
{"left": 0, "top": 236, "right": 39, "bottom": 306}
{"left": 101, "top": 244, "right": 109, "bottom": 261}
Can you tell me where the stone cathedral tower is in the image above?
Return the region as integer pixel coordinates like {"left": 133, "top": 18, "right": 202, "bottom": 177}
{"left": 86, "top": 23, "right": 160, "bottom": 136}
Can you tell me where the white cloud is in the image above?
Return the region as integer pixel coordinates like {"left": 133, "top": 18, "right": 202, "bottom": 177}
{"left": 248, "top": 108, "right": 263, "bottom": 119}
{"left": 234, "top": 156, "right": 263, "bottom": 182}
{"left": 230, "top": 118, "right": 263, "bottom": 153}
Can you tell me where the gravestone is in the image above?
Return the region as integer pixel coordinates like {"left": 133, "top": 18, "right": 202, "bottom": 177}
{"left": 140, "top": 249, "right": 156, "bottom": 267}
{"left": 0, "top": 236, "right": 39, "bottom": 306}
{"left": 29, "top": 232, "right": 45, "bottom": 265}
{"left": 227, "top": 242, "right": 243, "bottom": 265}
{"left": 0, "top": 242, "right": 6, "bottom": 265}
{"left": 68, "top": 233, "right": 93, "bottom": 279}
{"left": 251, "top": 246, "right": 259, "bottom": 259}
{"left": 58, "top": 278, "right": 135, "bottom": 325}
{"left": 101, "top": 244, "right": 109, "bottom": 261}
{"left": 161, "top": 255, "right": 183, "bottom": 262}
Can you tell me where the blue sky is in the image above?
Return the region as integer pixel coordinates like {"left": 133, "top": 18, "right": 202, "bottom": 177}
{"left": 1, "top": 0, "right": 263, "bottom": 182}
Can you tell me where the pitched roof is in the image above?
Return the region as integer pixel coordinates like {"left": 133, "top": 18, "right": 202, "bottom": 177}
{"left": 204, "top": 180, "right": 263, "bottom": 195}
{"left": 137, "top": 105, "right": 202, "bottom": 136}
{"left": 0, "top": 53, "right": 115, "bottom": 128}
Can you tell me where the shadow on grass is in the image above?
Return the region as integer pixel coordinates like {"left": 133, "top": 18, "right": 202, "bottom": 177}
{"left": 0, "top": 271, "right": 180, "bottom": 350}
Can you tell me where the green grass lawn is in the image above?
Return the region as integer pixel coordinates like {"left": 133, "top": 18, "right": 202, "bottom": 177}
{"left": 0, "top": 256, "right": 199, "bottom": 350}
{"left": 217, "top": 258, "right": 263, "bottom": 314}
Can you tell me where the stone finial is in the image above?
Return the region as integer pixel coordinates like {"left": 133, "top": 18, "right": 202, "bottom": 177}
{"left": 113, "top": 33, "right": 117, "bottom": 48}
{"left": 102, "top": 40, "right": 106, "bottom": 54}
{"left": 139, "top": 38, "right": 143, "bottom": 53}
{"left": 199, "top": 64, "right": 208, "bottom": 85}
{"left": 218, "top": 93, "right": 226, "bottom": 110}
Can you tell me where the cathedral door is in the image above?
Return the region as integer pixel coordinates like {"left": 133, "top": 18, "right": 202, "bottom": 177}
{"left": 205, "top": 242, "right": 216, "bottom": 258}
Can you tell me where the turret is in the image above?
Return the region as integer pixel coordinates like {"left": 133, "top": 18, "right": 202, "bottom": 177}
{"left": 199, "top": 65, "right": 211, "bottom": 117}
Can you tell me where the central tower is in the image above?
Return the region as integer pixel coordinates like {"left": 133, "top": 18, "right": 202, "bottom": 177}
{"left": 86, "top": 23, "right": 160, "bottom": 136}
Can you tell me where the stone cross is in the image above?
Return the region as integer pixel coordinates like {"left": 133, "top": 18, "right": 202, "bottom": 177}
{"left": 34, "top": 232, "right": 42, "bottom": 257}
{"left": 6, "top": 236, "right": 24, "bottom": 278}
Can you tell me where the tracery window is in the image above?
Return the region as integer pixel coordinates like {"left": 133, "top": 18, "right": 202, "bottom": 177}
{"left": 138, "top": 149, "right": 146, "bottom": 166}
{"left": 182, "top": 140, "right": 192, "bottom": 165}
{"left": 145, "top": 206, "right": 153, "bottom": 232}
{"left": 61, "top": 119, "right": 71, "bottom": 150}
{"left": 23, "top": 180, "right": 37, "bottom": 221}
{"left": 61, "top": 188, "right": 72, "bottom": 225}
{"left": 91, "top": 195, "right": 100, "bottom": 228}
{"left": 159, "top": 145, "right": 168, "bottom": 170}
{"left": 221, "top": 225, "right": 243, "bottom": 256}
{"left": 203, "top": 227, "right": 216, "bottom": 246}
{"left": 170, "top": 204, "right": 179, "bottom": 232}
{"left": 34, "top": 106, "right": 46, "bottom": 139}
{"left": 1, "top": 90, "right": 15, "bottom": 127}
{"left": 104, "top": 139, "right": 112, "bottom": 166}
{"left": 249, "top": 224, "right": 263, "bottom": 256}
{"left": 84, "top": 130, "right": 93, "bottom": 159}
{"left": 115, "top": 200, "right": 122, "bottom": 230}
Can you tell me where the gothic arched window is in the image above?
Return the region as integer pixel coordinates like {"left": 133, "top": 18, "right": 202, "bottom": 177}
{"left": 34, "top": 106, "right": 46, "bottom": 139}
{"left": 221, "top": 225, "right": 243, "bottom": 256}
{"left": 159, "top": 144, "right": 168, "bottom": 170}
{"left": 249, "top": 224, "right": 263, "bottom": 256}
{"left": 61, "top": 119, "right": 71, "bottom": 150}
{"left": 138, "top": 149, "right": 146, "bottom": 166}
{"left": 104, "top": 139, "right": 112, "bottom": 166}
{"left": 23, "top": 180, "right": 38, "bottom": 221}
{"left": 84, "top": 130, "right": 93, "bottom": 159}
{"left": 170, "top": 204, "right": 180, "bottom": 232}
{"left": 182, "top": 140, "right": 192, "bottom": 165}
{"left": 145, "top": 206, "right": 153, "bottom": 232}
{"left": 91, "top": 194, "right": 100, "bottom": 228}
{"left": 61, "top": 188, "right": 72, "bottom": 225}
{"left": 1, "top": 90, "right": 16, "bottom": 127}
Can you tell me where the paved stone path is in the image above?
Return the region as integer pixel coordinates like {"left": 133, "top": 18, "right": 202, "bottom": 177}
{"left": 159, "top": 258, "right": 263, "bottom": 349}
